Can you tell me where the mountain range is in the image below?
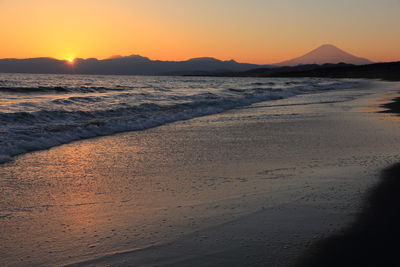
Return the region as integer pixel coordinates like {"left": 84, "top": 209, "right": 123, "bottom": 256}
{"left": 0, "top": 56, "right": 270, "bottom": 75}
{"left": 0, "top": 44, "right": 374, "bottom": 75}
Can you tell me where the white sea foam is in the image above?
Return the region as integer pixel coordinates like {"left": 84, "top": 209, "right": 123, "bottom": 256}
{"left": 0, "top": 73, "right": 361, "bottom": 163}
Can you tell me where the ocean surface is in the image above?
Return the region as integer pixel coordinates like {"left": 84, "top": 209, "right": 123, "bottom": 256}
{"left": 1, "top": 75, "right": 399, "bottom": 266}
{"left": 0, "top": 73, "right": 360, "bottom": 163}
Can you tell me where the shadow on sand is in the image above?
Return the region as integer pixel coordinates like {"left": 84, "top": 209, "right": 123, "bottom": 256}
{"left": 295, "top": 163, "right": 400, "bottom": 267}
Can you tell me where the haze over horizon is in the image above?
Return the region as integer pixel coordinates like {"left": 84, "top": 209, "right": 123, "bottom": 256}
{"left": 1, "top": 0, "right": 399, "bottom": 64}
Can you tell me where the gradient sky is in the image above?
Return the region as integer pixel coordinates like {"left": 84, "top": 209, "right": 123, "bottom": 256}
{"left": 1, "top": 0, "right": 399, "bottom": 64}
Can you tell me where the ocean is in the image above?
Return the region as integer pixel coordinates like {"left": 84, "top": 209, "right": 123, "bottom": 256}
{"left": 1, "top": 74, "right": 400, "bottom": 266}
{"left": 0, "top": 73, "right": 360, "bottom": 163}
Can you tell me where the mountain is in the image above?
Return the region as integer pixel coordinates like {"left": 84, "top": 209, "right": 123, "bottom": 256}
{"left": 0, "top": 55, "right": 272, "bottom": 75}
{"left": 276, "top": 44, "right": 373, "bottom": 66}
{"left": 0, "top": 57, "right": 73, "bottom": 74}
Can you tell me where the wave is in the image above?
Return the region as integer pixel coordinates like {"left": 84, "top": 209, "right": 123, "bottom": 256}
{"left": 0, "top": 79, "right": 361, "bottom": 163}
{"left": 0, "top": 86, "right": 128, "bottom": 93}
{"left": 249, "top": 82, "right": 276, "bottom": 86}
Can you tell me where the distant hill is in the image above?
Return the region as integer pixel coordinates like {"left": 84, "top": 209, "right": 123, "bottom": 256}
{"left": 270, "top": 61, "right": 400, "bottom": 81}
{"left": 276, "top": 44, "right": 373, "bottom": 66}
{"left": 200, "top": 62, "right": 400, "bottom": 81}
{"left": 0, "top": 55, "right": 272, "bottom": 75}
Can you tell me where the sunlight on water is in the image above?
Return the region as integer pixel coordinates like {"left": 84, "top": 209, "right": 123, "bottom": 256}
{"left": 0, "top": 73, "right": 360, "bottom": 163}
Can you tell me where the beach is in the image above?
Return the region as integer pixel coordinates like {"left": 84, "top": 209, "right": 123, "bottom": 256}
{"left": 1, "top": 79, "right": 400, "bottom": 266}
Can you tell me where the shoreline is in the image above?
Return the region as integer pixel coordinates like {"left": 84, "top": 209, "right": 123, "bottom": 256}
{"left": 70, "top": 81, "right": 400, "bottom": 266}
{"left": 1, "top": 80, "right": 400, "bottom": 266}
{"left": 70, "top": 83, "right": 400, "bottom": 266}
{"left": 0, "top": 77, "right": 361, "bottom": 165}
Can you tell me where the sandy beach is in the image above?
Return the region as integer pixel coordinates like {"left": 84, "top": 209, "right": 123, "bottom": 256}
{"left": 1, "top": 80, "right": 400, "bottom": 266}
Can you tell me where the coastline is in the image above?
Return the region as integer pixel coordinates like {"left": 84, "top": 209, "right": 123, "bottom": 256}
{"left": 0, "top": 76, "right": 360, "bottom": 165}
{"left": 1, "top": 80, "right": 400, "bottom": 266}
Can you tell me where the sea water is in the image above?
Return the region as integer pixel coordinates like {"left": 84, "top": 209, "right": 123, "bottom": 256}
{"left": 0, "top": 73, "right": 360, "bottom": 163}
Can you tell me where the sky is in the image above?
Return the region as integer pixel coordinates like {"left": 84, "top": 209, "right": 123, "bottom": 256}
{"left": 0, "top": 0, "right": 399, "bottom": 64}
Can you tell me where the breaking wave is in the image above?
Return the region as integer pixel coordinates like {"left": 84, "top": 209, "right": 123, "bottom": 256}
{"left": 0, "top": 73, "right": 361, "bottom": 163}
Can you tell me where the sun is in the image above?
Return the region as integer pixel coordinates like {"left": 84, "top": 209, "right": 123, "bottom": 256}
{"left": 67, "top": 58, "right": 74, "bottom": 63}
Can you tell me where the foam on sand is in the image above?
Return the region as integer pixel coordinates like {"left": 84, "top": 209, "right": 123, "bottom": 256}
{"left": 0, "top": 75, "right": 361, "bottom": 163}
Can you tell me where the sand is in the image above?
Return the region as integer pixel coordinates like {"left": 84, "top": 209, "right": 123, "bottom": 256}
{"left": 1, "top": 80, "right": 400, "bottom": 266}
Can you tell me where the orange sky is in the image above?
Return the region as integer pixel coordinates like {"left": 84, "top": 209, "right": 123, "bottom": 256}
{"left": 0, "top": 0, "right": 399, "bottom": 64}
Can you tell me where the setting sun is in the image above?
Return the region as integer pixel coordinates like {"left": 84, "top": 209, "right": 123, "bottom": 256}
{"left": 1, "top": 0, "right": 399, "bottom": 63}
{"left": 1, "top": 1, "right": 400, "bottom": 266}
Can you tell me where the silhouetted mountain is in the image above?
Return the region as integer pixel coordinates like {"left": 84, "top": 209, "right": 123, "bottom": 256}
{"left": 0, "top": 58, "right": 72, "bottom": 74}
{"left": 0, "top": 55, "right": 271, "bottom": 75}
{"left": 186, "top": 57, "right": 222, "bottom": 63}
{"left": 107, "top": 55, "right": 124, "bottom": 59}
{"left": 277, "top": 44, "right": 373, "bottom": 66}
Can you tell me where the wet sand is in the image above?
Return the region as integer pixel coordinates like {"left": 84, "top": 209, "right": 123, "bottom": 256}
{"left": 1, "top": 80, "right": 400, "bottom": 266}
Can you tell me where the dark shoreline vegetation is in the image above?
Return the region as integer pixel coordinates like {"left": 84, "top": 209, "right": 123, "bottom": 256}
{"left": 197, "top": 61, "right": 400, "bottom": 82}
{"left": 294, "top": 99, "right": 400, "bottom": 267}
